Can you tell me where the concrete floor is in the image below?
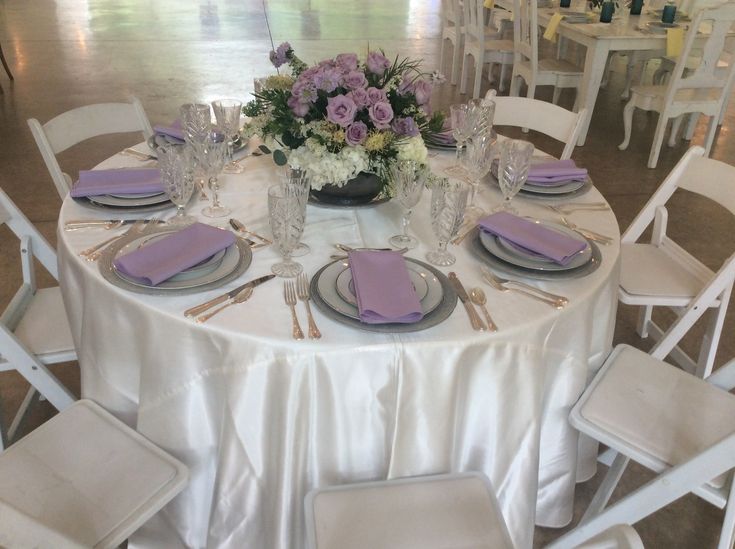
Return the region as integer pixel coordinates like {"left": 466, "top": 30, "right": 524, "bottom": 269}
{"left": 0, "top": 0, "right": 733, "bottom": 546}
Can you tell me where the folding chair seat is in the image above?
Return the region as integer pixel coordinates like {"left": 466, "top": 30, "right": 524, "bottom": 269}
{"left": 0, "top": 399, "right": 188, "bottom": 548}
{"left": 0, "top": 188, "right": 77, "bottom": 450}
{"left": 618, "top": 146, "right": 735, "bottom": 378}
{"left": 28, "top": 97, "right": 153, "bottom": 198}
{"left": 546, "top": 344, "right": 735, "bottom": 549}
{"left": 484, "top": 89, "right": 587, "bottom": 159}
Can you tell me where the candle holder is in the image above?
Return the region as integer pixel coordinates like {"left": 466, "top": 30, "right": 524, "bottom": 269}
{"left": 600, "top": 1, "right": 614, "bottom": 22}
{"left": 630, "top": 0, "right": 643, "bottom": 15}
{"left": 662, "top": 3, "right": 676, "bottom": 22}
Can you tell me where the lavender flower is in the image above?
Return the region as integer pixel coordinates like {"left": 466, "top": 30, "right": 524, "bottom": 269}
{"left": 314, "top": 67, "right": 342, "bottom": 93}
{"left": 368, "top": 101, "right": 394, "bottom": 129}
{"left": 366, "top": 51, "right": 391, "bottom": 75}
{"left": 335, "top": 53, "right": 359, "bottom": 72}
{"left": 366, "top": 87, "right": 388, "bottom": 105}
{"left": 291, "top": 78, "right": 318, "bottom": 103}
{"left": 269, "top": 42, "right": 291, "bottom": 68}
{"left": 345, "top": 121, "right": 368, "bottom": 145}
{"left": 326, "top": 95, "right": 358, "bottom": 127}
{"left": 347, "top": 88, "right": 371, "bottom": 109}
{"left": 391, "top": 116, "right": 419, "bottom": 137}
{"left": 343, "top": 70, "right": 368, "bottom": 90}
{"left": 413, "top": 79, "right": 433, "bottom": 105}
{"left": 287, "top": 95, "right": 310, "bottom": 118}
{"left": 397, "top": 75, "right": 415, "bottom": 96}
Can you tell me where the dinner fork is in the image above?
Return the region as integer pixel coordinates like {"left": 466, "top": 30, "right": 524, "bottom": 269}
{"left": 85, "top": 217, "right": 159, "bottom": 261}
{"left": 556, "top": 216, "right": 613, "bottom": 244}
{"left": 284, "top": 280, "right": 305, "bottom": 340}
{"left": 79, "top": 219, "right": 145, "bottom": 259}
{"left": 296, "top": 273, "right": 321, "bottom": 339}
{"left": 481, "top": 267, "right": 568, "bottom": 309}
{"left": 545, "top": 203, "right": 609, "bottom": 215}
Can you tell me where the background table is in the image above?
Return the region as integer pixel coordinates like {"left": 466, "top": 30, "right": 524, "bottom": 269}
{"left": 57, "top": 148, "right": 620, "bottom": 549}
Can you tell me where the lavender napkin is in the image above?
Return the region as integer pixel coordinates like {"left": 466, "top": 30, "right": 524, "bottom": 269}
{"left": 113, "top": 223, "right": 236, "bottom": 286}
{"left": 153, "top": 120, "right": 186, "bottom": 143}
{"left": 71, "top": 168, "right": 163, "bottom": 198}
{"left": 527, "top": 159, "right": 588, "bottom": 185}
{"left": 479, "top": 211, "right": 587, "bottom": 265}
{"left": 348, "top": 250, "right": 423, "bottom": 324}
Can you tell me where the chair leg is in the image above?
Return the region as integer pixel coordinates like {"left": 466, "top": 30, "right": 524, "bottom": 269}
{"left": 581, "top": 452, "right": 630, "bottom": 523}
{"left": 685, "top": 112, "right": 698, "bottom": 141}
{"left": 0, "top": 43, "right": 13, "bottom": 80}
{"left": 636, "top": 305, "right": 653, "bottom": 338}
{"left": 460, "top": 52, "right": 470, "bottom": 95}
{"left": 647, "top": 113, "right": 669, "bottom": 168}
{"left": 499, "top": 62, "right": 508, "bottom": 92}
{"left": 552, "top": 86, "right": 561, "bottom": 104}
{"left": 451, "top": 39, "right": 462, "bottom": 86}
{"left": 621, "top": 58, "right": 637, "bottom": 100}
{"left": 717, "top": 478, "right": 735, "bottom": 549}
{"left": 619, "top": 100, "right": 636, "bottom": 150}
{"left": 473, "top": 51, "right": 485, "bottom": 98}
{"left": 695, "top": 287, "right": 732, "bottom": 378}
{"left": 669, "top": 115, "right": 684, "bottom": 147}
{"left": 510, "top": 70, "right": 522, "bottom": 97}
{"left": 703, "top": 115, "right": 719, "bottom": 157}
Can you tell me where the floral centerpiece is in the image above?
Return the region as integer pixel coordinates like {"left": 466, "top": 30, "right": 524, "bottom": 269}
{"left": 243, "top": 43, "right": 445, "bottom": 199}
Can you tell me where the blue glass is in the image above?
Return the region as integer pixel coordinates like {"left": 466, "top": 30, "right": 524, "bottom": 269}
{"left": 662, "top": 3, "right": 677, "bottom": 23}
{"left": 600, "top": 1, "right": 614, "bottom": 22}
{"left": 560, "top": 0, "right": 571, "bottom": 7}
{"left": 630, "top": 0, "right": 643, "bottom": 15}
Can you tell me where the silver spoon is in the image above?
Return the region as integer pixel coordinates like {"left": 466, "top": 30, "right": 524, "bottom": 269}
{"left": 469, "top": 287, "right": 498, "bottom": 332}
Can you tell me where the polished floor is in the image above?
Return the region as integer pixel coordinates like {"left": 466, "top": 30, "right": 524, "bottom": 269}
{"left": 0, "top": 0, "right": 733, "bottom": 547}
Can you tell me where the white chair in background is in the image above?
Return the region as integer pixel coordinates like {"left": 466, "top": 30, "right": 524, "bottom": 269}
{"left": 0, "top": 399, "right": 188, "bottom": 548}
{"left": 618, "top": 2, "right": 735, "bottom": 168}
{"left": 509, "top": 0, "right": 583, "bottom": 106}
{"left": 618, "top": 146, "right": 735, "bottom": 378}
{"left": 484, "top": 89, "right": 587, "bottom": 159}
{"left": 440, "top": 0, "right": 465, "bottom": 85}
{"left": 0, "top": 188, "right": 77, "bottom": 451}
{"left": 546, "top": 344, "right": 735, "bottom": 549}
{"left": 28, "top": 97, "right": 153, "bottom": 198}
{"left": 460, "top": 0, "right": 515, "bottom": 97}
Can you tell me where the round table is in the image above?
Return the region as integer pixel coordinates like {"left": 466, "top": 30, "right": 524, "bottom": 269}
{"left": 57, "top": 146, "right": 620, "bottom": 549}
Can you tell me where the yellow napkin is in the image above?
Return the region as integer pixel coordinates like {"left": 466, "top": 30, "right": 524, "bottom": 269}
{"left": 543, "top": 13, "right": 564, "bottom": 43}
{"left": 666, "top": 27, "right": 685, "bottom": 57}
{"left": 484, "top": 0, "right": 495, "bottom": 8}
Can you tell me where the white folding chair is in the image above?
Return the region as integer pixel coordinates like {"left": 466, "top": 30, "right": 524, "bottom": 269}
{"left": 441, "top": 0, "right": 465, "bottom": 85}
{"left": 618, "top": 2, "right": 735, "bottom": 168}
{"left": 618, "top": 146, "right": 735, "bottom": 378}
{"left": 28, "top": 97, "right": 153, "bottom": 198}
{"left": 460, "top": 0, "right": 515, "bottom": 97}
{"left": 509, "top": 0, "right": 583, "bottom": 106}
{"left": 546, "top": 344, "right": 735, "bottom": 549}
{"left": 0, "top": 188, "right": 77, "bottom": 451}
{"left": 484, "top": 89, "right": 587, "bottom": 159}
{"left": 0, "top": 399, "right": 188, "bottom": 548}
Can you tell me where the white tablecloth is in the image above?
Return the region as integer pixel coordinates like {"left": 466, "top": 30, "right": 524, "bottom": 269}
{"left": 57, "top": 149, "right": 620, "bottom": 549}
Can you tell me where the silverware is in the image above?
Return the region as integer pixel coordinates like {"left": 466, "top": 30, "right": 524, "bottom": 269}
{"left": 481, "top": 267, "right": 568, "bottom": 309}
{"left": 545, "top": 202, "right": 610, "bottom": 215}
{"left": 184, "top": 274, "right": 276, "bottom": 317}
{"left": 448, "top": 272, "right": 487, "bottom": 331}
{"left": 556, "top": 216, "right": 613, "bottom": 244}
{"left": 79, "top": 219, "right": 145, "bottom": 259}
{"left": 468, "top": 287, "right": 498, "bottom": 332}
{"left": 233, "top": 149, "right": 264, "bottom": 163}
{"left": 121, "top": 148, "right": 157, "bottom": 161}
{"left": 86, "top": 218, "right": 159, "bottom": 261}
{"left": 229, "top": 218, "right": 272, "bottom": 245}
{"left": 284, "top": 280, "right": 305, "bottom": 340}
{"left": 65, "top": 219, "right": 133, "bottom": 231}
{"left": 330, "top": 246, "right": 408, "bottom": 260}
{"left": 195, "top": 286, "right": 254, "bottom": 323}
{"left": 296, "top": 273, "right": 321, "bottom": 339}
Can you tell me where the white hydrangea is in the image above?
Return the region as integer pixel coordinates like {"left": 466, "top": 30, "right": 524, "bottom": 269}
{"left": 395, "top": 136, "right": 428, "bottom": 164}
{"left": 288, "top": 138, "right": 370, "bottom": 189}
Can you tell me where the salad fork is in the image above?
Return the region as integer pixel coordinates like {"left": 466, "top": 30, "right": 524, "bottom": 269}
{"left": 556, "top": 216, "right": 613, "bottom": 244}
{"left": 284, "top": 281, "right": 305, "bottom": 340}
{"left": 296, "top": 273, "right": 321, "bottom": 339}
{"left": 85, "top": 218, "right": 159, "bottom": 261}
{"left": 481, "top": 267, "right": 568, "bottom": 309}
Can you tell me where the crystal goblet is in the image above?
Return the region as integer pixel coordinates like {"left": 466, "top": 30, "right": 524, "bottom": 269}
{"left": 212, "top": 99, "right": 244, "bottom": 174}
{"left": 427, "top": 177, "right": 469, "bottom": 267}
{"left": 461, "top": 131, "right": 496, "bottom": 218}
{"left": 158, "top": 144, "right": 196, "bottom": 226}
{"left": 496, "top": 139, "right": 535, "bottom": 214}
{"left": 200, "top": 139, "right": 231, "bottom": 218}
{"left": 268, "top": 182, "right": 306, "bottom": 278}
{"left": 180, "top": 103, "right": 211, "bottom": 144}
{"left": 388, "top": 160, "right": 426, "bottom": 249}
{"left": 281, "top": 167, "right": 311, "bottom": 257}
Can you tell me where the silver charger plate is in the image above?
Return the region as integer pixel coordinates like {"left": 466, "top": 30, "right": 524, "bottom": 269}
{"left": 99, "top": 226, "right": 252, "bottom": 295}
{"left": 469, "top": 229, "right": 602, "bottom": 281}
{"left": 72, "top": 196, "right": 175, "bottom": 214}
{"left": 522, "top": 178, "right": 588, "bottom": 195}
{"left": 89, "top": 192, "right": 169, "bottom": 207}
{"left": 516, "top": 178, "right": 593, "bottom": 201}
{"left": 479, "top": 221, "right": 592, "bottom": 271}
{"left": 309, "top": 258, "right": 458, "bottom": 333}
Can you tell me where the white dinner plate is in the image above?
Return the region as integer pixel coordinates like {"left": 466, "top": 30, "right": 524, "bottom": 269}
{"left": 89, "top": 192, "right": 170, "bottom": 207}
{"left": 522, "top": 178, "right": 588, "bottom": 195}
{"left": 107, "top": 191, "right": 164, "bottom": 199}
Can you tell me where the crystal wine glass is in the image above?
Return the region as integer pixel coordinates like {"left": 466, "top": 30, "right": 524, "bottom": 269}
{"left": 468, "top": 98, "right": 496, "bottom": 139}
{"left": 281, "top": 167, "right": 311, "bottom": 257}
{"left": 268, "top": 182, "right": 306, "bottom": 278}
{"left": 212, "top": 99, "right": 244, "bottom": 174}
{"left": 450, "top": 103, "right": 473, "bottom": 165}
{"left": 426, "top": 177, "right": 469, "bottom": 267}
{"left": 158, "top": 144, "right": 196, "bottom": 226}
{"left": 496, "top": 139, "right": 535, "bottom": 214}
{"left": 180, "top": 103, "right": 211, "bottom": 143}
{"left": 388, "top": 160, "right": 426, "bottom": 249}
{"left": 201, "top": 139, "right": 231, "bottom": 218}
{"left": 460, "top": 131, "right": 496, "bottom": 218}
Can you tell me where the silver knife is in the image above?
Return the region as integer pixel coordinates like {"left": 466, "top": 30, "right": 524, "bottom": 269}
{"left": 184, "top": 274, "right": 276, "bottom": 318}
{"left": 229, "top": 218, "right": 273, "bottom": 245}
{"left": 448, "top": 272, "right": 486, "bottom": 331}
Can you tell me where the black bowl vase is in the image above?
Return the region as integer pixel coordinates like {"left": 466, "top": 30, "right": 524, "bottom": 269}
{"left": 309, "top": 172, "right": 383, "bottom": 206}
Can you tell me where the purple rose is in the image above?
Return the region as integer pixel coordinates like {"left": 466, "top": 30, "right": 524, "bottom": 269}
{"left": 366, "top": 51, "right": 391, "bottom": 75}
{"left": 336, "top": 53, "right": 359, "bottom": 72}
{"left": 301, "top": 66, "right": 320, "bottom": 79}
{"left": 342, "top": 70, "right": 368, "bottom": 90}
{"left": 318, "top": 59, "right": 337, "bottom": 69}
{"left": 326, "top": 95, "right": 358, "bottom": 127}
{"left": 366, "top": 87, "right": 388, "bottom": 105}
{"left": 413, "top": 79, "right": 433, "bottom": 105}
{"left": 391, "top": 116, "right": 419, "bottom": 137}
{"left": 347, "top": 88, "right": 370, "bottom": 109}
{"left": 368, "top": 101, "right": 394, "bottom": 129}
{"left": 314, "top": 68, "right": 342, "bottom": 93}
{"left": 287, "top": 96, "right": 310, "bottom": 118}
{"left": 269, "top": 42, "right": 291, "bottom": 68}
{"left": 291, "top": 78, "right": 318, "bottom": 103}
{"left": 345, "top": 121, "right": 368, "bottom": 145}
{"left": 397, "top": 75, "right": 415, "bottom": 96}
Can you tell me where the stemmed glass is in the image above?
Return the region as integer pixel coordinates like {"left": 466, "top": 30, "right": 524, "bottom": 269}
{"left": 496, "top": 139, "right": 535, "bottom": 214}
{"left": 158, "top": 144, "right": 196, "bottom": 226}
{"left": 200, "top": 139, "right": 231, "bottom": 218}
{"left": 212, "top": 99, "right": 244, "bottom": 174}
{"left": 426, "top": 177, "right": 469, "bottom": 267}
{"left": 460, "top": 131, "right": 496, "bottom": 218}
{"left": 181, "top": 103, "right": 212, "bottom": 198}
{"left": 468, "top": 98, "right": 496, "bottom": 139}
{"left": 281, "top": 167, "right": 311, "bottom": 257}
{"left": 268, "top": 182, "right": 307, "bottom": 278}
{"left": 450, "top": 103, "right": 473, "bottom": 165}
{"left": 388, "top": 160, "right": 426, "bottom": 249}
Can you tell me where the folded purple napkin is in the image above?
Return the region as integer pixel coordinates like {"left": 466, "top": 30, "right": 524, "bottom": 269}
{"left": 153, "top": 120, "right": 186, "bottom": 143}
{"left": 113, "top": 223, "right": 236, "bottom": 286}
{"left": 479, "top": 211, "right": 588, "bottom": 265}
{"left": 527, "top": 159, "right": 588, "bottom": 185}
{"left": 71, "top": 168, "right": 163, "bottom": 198}
{"left": 348, "top": 250, "right": 423, "bottom": 324}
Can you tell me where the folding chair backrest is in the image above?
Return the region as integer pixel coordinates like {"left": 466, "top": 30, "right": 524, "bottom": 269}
{"left": 27, "top": 97, "right": 153, "bottom": 198}
{"left": 484, "top": 90, "right": 586, "bottom": 159}
{"left": 513, "top": 0, "right": 539, "bottom": 74}
{"left": 442, "top": 0, "right": 462, "bottom": 27}
{"left": 463, "top": 0, "right": 485, "bottom": 41}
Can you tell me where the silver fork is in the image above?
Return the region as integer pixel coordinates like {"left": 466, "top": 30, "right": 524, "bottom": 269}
{"left": 545, "top": 203, "right": 609, "bottom": 215}
{"left": 556, "top": 216, "right": 613, "bottom": 244}
{"left": 284, "top": 280, "right": 305, "bottom": 340}
{"left": 296, "top": 273, "right": 321, "bottom": 339}
{"left": 86, "top": 218, "right": 158, "bottom": 261}
{"left": 79, "top": 219, "right": 145, "bottom": 259}
{"left": 481, "top": 267, "right": 568, "bottom": 309}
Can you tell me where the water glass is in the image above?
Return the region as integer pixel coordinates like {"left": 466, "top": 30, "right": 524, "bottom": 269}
{"left": 200, "top": 139, "right": 231, "bottom": 218}
{"left": 461, "top": 131, "right": 496, "bottom": 217}
{"left": 281, "top": 167, "right": 311, "bottom": 257}
{"left": 212, "top": 99, "right": 244, "bottom": 174}
{"left": 450, "top": 103, "right": 473, "bottom": 163}
{"left": 158, "top": 144, "right": 196, "bottom": 226}
{"left": 268, "top": 183, "right": 306, "bottom": 278}
{"left": 427, "top": 177, "right": 469, "bottom": 267}
{"left": 180, "top": 103, "right": 211, "bottom": 144}
{"left": 468, "top": 98, "right": 496, "bottom": 139}
{"left": 497, "top": 139, "right": 534, "bottom": 213}
{"left": 388, "top": 161, "right": 427, "bottom": 249}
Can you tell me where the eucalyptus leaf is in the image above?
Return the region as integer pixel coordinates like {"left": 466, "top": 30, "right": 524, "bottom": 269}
{"left": 258, "top": 144, "right": 272, "bottom": 154}
{"left": 273, "top": 149, "right": 288, "bottom": 166}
